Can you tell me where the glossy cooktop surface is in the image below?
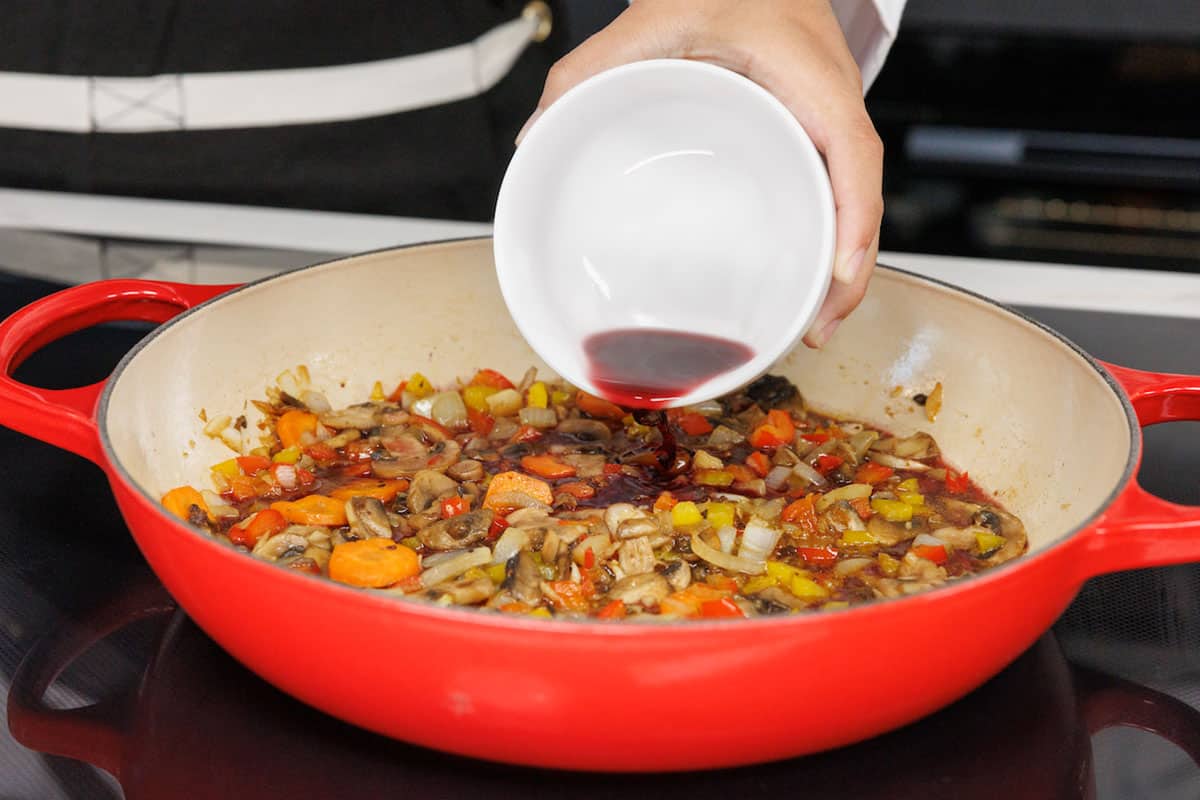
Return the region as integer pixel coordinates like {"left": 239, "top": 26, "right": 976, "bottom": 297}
{"left": 1, "top": 268, "right": 1199, "bottom": 799}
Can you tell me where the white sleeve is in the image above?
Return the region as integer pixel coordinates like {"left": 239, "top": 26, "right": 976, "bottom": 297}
{"left": 828, "top": 0, "right": 906, "bottom": 92}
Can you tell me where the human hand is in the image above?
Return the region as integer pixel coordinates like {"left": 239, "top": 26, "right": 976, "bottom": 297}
{"left": 518, "top": 0, "right": 883, "bottom": 347}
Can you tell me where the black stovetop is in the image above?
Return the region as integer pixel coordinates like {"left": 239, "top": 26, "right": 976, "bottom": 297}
{"left": 2, "top": 269, "right": 1199, "bottom": 799}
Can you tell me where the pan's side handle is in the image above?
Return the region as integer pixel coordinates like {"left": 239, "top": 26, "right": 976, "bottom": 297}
{"left": 0, "top": 280, "right": 234, "bottom": 464}
{"left": 1075, "top": 665, "right": 1200, "bottom": 766}
{"left": 7, "top": 581, "right": 176, "bottom": 779}
{"left": 1081, "top": 362, "right": 1200, "bottom": 576}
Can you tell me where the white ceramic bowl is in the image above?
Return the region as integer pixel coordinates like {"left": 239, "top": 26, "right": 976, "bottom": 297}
{"left": 493, "top": 58, "right": 836, "bottom": 407}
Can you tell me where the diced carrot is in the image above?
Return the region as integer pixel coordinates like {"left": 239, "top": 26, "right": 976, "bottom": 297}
{"left": 558, "top": 481, "right": 596, "bottom": 500}
{"left": 576, "top": 391, "right": 625, "bottom": 421}
{"left": 499, "top": 602, "right": 532, "bottom": 614}
{"left": 603, "top": 463, "right": 623, "bottom": 476}
{"left": 660, "top": 594, "right": 701, "bottom": 617}
{"left": 700, "top": 597, "right": 745, "bottom": 619}
{"left": 271, "top": 494, "right": 347, "bottom": 526}
{"left": 224, "top": 474, "right": 260, "bottom": 503}
{"left": 596, "top": 599, "right": 627, "bottom": 619}
{"left": 469, "top": 368, "right": 515, "bottom": 390}
{"left": 328, "top": 539, "right": 420, "bottom": 588}
{"left": 483, "top": 471, "right": 553, "bottom": 511}
{"left": 849, "top": 496, "right": 873, "bottom": 520}
{"left": 675, "top": 412, "right": 713, "bottom": 436}
{"left": 305, "top": 443, "right": 339, "bottom": 463}
{"left": 706, "top": 574, "right": 739, "bottom": 593}
{"left": 796, "top": 545, "right": 838, "bottom": 566}
{"left": 748, "top": 409, "right": 797, "bottom": 450}
{"left": 782, "top": 494, "right": 818, "bottom": 534}
{"left": 229, "top": 508, "right": 287, "bottom": 548}
{"left": 725, "top": 464, "right": 756, "bottom": 483}
{"left": 520, "top": 454, "right": 577, "bottom": 480}
{"left": 329, "top": 478, "right": 409, "bottom": 503}
{"left": 745, "top": 451, "right": 771, "bottom": 478}
{"left": 653, "top": 491, "right": 678, "bottom": 511}
{"left": 814, "top": 454, "right": 844, "bottom": 475}
{"left": 386, "top": 380, "right": 407, "bottom": 402}
{"left": 854, "top": 462, "right": 895, "bottom": 484}
{"left": 276, "top": 410, "right": 318, "bottom": 449}
{"left": 161, "top": 486, "right": 210, "bottom": 522}
{"left": 236, "top": 455, "right": 272, "bottom": 474}
{"left": 545, "top": 580, "right": 589, "bottom": 612}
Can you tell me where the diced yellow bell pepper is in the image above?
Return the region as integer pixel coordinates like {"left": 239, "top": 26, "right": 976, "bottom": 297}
{"left": 211, "top": 458, "right": 240, "bottom": 477}
{"left": 529, "top": 607, "right": 552, "bottom": 618}
{"left": 704, "top": 502, "right": 736, "bottom": 531}
{"left": 788, "top": 576, "right": 830, "bottom": 599}
{"left": 839, "top": 529, "right": 878, "bottom": 546}
{"left": 462, "top": 566, "right": 487, "bottom": 581}
{"left": 250, "top": 446, "right": 271, "bottom": 458}
{"left": 871, "top": 497, "right": 914, "bottom": 522}
{"left": 272, "top": 446, "right": 301, "bottom": 464}
{"left": 976, "top": 531, "right": 1006, "bottom": 556}
{"left": 696, "top": 469, "right": 735, "bottom": 487}
{"left": 742, "top": 574, "right": 779, "bottom": 594}
{"left": 822, "top": 601, "right": 850, "bottom": 611}
{"left": 526, "top": 381, "right": 548, "bottom": 409}
{"left": 407, "top": 372, "right": 434, "bottom": 399}
{"left": 550, "top": 390, "right": 571, "bottom": 406}
{"left": 400, "top": 536, "right": 422, "bottom": 551}
{"left": 897, "top": 478, "right": 920, "bottom": 493}
{"left": 370, "top": 381, "right": 385, "bottom": 401}
{"left": 486, "top": 563, "right": 508, "bottom": 584}
{"left": 878, "top": 552, "right": 900, "bottom": 576}
{"left": 766, "top": 561, "right": 805, "bottom": 584}
{"left": 462, "top": 384, "right": 498, "bottom": 412}
{"left": 672, "top": 501, "right": 704, "bottom": 528}
{"left": 898, "top": 491, "right": 925, "bottom": 506}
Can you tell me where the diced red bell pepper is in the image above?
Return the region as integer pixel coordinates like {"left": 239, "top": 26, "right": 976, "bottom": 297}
{"left": 725, "top": 464, "right": 756, "bottom": 483}
{"left": 469, "top": 369, "right": 515, "bottom": 390}
{"left": 467, "top": 408, "right": 495, "bottom": 436}
{"left": 576, "top": 391, "right": 626, "bottom": 421}
{"left": 913, "top": 544, "right": 948, "bottom": 564}
{"left": 386, "top": 380, "right": 407, "bottom": 402}
{"left": 583, "top": 547, "right": 596, "bottom": 569}
{"left": 653, "top": 491, "right": 678, "bottom": 511}
{"left": 488, "top": 515, "right": 510, "bottom": 540}
{"left": 304, "top": 443, "right": 338, "bottom": 463}
{"left": 782, "top": 494, "right": 819, "bottom": 534}
{"left": 745, "top": 451, "right": 771, "bottom": 478}
{"left": 706, "top": 574, "right": 739, "bottom": 593}
{"left": 510, "top": 424, "right": 544, "bottom": 444}
{"left": 545, "top": 580, "right": 589, "bottom": 612}
{"left": 801, "top": 432, "right": 830, "bottom": 444}
{"left": 675, "top": 412, "right": 713, "bottom": 436}
{"left": 224, "top": 475, "right": 260, "bottom": 503}
{"left": 814, "top": 454, "right": 844, "bottom": 475}
{"left": 849, "top": 496, "right": 873, "bottom": 520}
{"left": 296, "top": 467, "right": 317, "bottom": 488}
{"left": 795, "top": 545, "right": 838, "bottom": 566}
{"left": 558, "top": 481, "right": 596, "bottom": 500}
{"left": 229, "top": 508, "right": 287, "bottom": 548}
{"left": 603, "top": 463, "right": 623, "bottom": 476}
{"left": 235, "top": 455, "right": 272, "bottom": 475}
{"left": 700, "top": 597, "right": 746, "bottom": 619}
{"left": 748, "top": 409, "right": 797, "bottom": 450}
{"left": 596, "top": 599, "right": 627, "bottom": 619}
{"left": 440, "top": 496, "right": 469, "bottom": 519}
{"left": 854, "top": 462, "right": 895, "bottom": 484}
{"left": 945, "top": 470, "right": 971, "bottom": 494}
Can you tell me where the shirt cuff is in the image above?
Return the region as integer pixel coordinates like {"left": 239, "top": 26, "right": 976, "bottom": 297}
{"left": 831, "top": 0, "right": 906, "bottom": 93}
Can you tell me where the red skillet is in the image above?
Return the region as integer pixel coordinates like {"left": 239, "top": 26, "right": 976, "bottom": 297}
{"left": 0, "top": 238, "right": 1197, "bottom": 771}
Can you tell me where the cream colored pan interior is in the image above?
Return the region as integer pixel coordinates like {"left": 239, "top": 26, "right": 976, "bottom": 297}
{"left": 103, "top": 238, "right": 1135, "bottom": 553}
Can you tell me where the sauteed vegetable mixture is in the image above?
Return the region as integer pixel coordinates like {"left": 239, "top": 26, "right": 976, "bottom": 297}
{"left": 163, "top": 368, "right": 1027, "bottom": 620}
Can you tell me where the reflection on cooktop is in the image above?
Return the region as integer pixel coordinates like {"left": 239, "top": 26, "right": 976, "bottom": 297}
{"left": 1, "top": 273, "right": 1199, "bottom": 799}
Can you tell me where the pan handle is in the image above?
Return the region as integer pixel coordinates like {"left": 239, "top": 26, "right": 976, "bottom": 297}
{"left": 0, "top": 280, "right": 233, "bottom": 464}
{"left": 7, "top": 579, "right": 176, "bottom": 779}
{"left": 1082, "top": 362, "right": 1200, "bottom": 576}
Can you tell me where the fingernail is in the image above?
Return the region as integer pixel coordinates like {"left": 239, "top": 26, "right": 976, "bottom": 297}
{"left": 514, "top": 109, "right": 543, "bottom": 146}
{"left": 812, "top": 318, "right": 841, "bottom": 348}
{"left": 834, "top": 248, "right": 866, "bottom": 285}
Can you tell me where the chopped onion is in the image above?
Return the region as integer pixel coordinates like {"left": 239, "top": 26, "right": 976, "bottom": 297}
{"left": 834, "top": 557, "right": 876, "bottom": 576}
{"left": 200, "top": 490, "right": 238, "bottom": 519}
{"left": 792, "top": 460, "right": 828, "bottom": 487}
{"left": 411, "top": 395, "right": 435, "bottom": 418}
{"left": 815, "top": 483, "right": 872, "bottom": 513}
{"left": 419, "top": 546, "right": 491, "bottom": 588}
{"left": 300, "top": 390, "right": 332, "bottom": 413}
{"left": 519, "top": 406, "right": 558, "bottom": 429}
{"left": 706, "top": 425, "right": 745, "bottom": 447}
{"left": 273, "top": 463, "right": 298, "bottom": 490}
{"left": 847, "top": 430, "right": 880, "bottom": 462}
{"left": 430, "top": 391, "right": 468, "bottom": 429}
{"left": 913, "top": 533, "right": 948, "bottom": 549}
{"left": 737, "top": 519, "right": 782, "bottom": 563}
{"left": 203, "top": 414, "right": 232, "bottom": 436}
{"left": 491, "top": 527, "right": 530, "bottom": 565}
{"left": 716, "top": 525, "right": 737, "bottom": 554}
{"left": 685, "top": 399, "right": 723, "bottom": 416}
{"left": 486, "top": 389, "right": 522, "bottom": 417}
{"left": 869, "top": 452, "right": 930, "bottom": 471}
{"left": 690, "top": 533, "right": 765, "bottom": 575}
{"left": 765, "top": 465, "right": 793, "bottom": 491}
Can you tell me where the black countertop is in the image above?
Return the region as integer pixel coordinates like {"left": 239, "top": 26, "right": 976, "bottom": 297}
{"left": 2, "top": 270, "right": 1199, "bottom": 799}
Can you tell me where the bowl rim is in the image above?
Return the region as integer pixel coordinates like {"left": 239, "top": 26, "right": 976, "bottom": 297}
{"left": 492, "top": 57, "right": 837, "bottom": 408}
{"left": 97, "top": 236, "right": 1140, "bottom": 636}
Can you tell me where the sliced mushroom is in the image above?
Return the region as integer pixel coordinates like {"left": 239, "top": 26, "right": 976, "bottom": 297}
{"left": 408, "top": 469, "right": 460, "bottom": 514}
{"left": 978, "top": 508, "right": 1027, "bottom": 565}
{"left": 572, "top": 533, "right": 616, "bottom": 565}
{"left": 323, "top": 428, "right": 362, "bottom": 449}
{"left": 425, "top": 439, "right": 462, "bottom": 472}
{"left": 618, "top": 537, "right": 656, "bottom": 576}
{"left": 555, "top": 418, "right": 613, "bottom": 443}
{"left": 604, "top": 503, "right": 645, "bottom": 535}
{"left": 616, "top": 517, "right": 660, "bottom": 540}
{"left": 866, "top": 515, "right": 916, "bottom": 546}
{"left": 446, "top": 459, "right": 484, "bottom": 482}
{"left": 755, "top": 586, "right": 810, "bottom": 609}
{"left": 431, "top": 575, "right": 495, "bottom": 605}
{"left": 560, "top": 453, "right": 607, "bottom": 477}
{"left": 662, "top": 560, "right": 692, "bottom": 591}
{"left": 253, "top": 531, "right": 311, "bottom": 561}
{"left": 378, "top": 432, "right": 429, "bottom": 470}
{"left": 607, "top": 573, "right": 670, "bottom": 607}
{"left": 505, "top": 550, "right": 542, "bottom": 604}
{"left": 345, "top": 496, "right": 392, "bottom": 539}
{"left": 319, "top": 403, "right": 381, "bottom": 430}
{"left": 417, "top": 509, "right": 493, "bottom": 551}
